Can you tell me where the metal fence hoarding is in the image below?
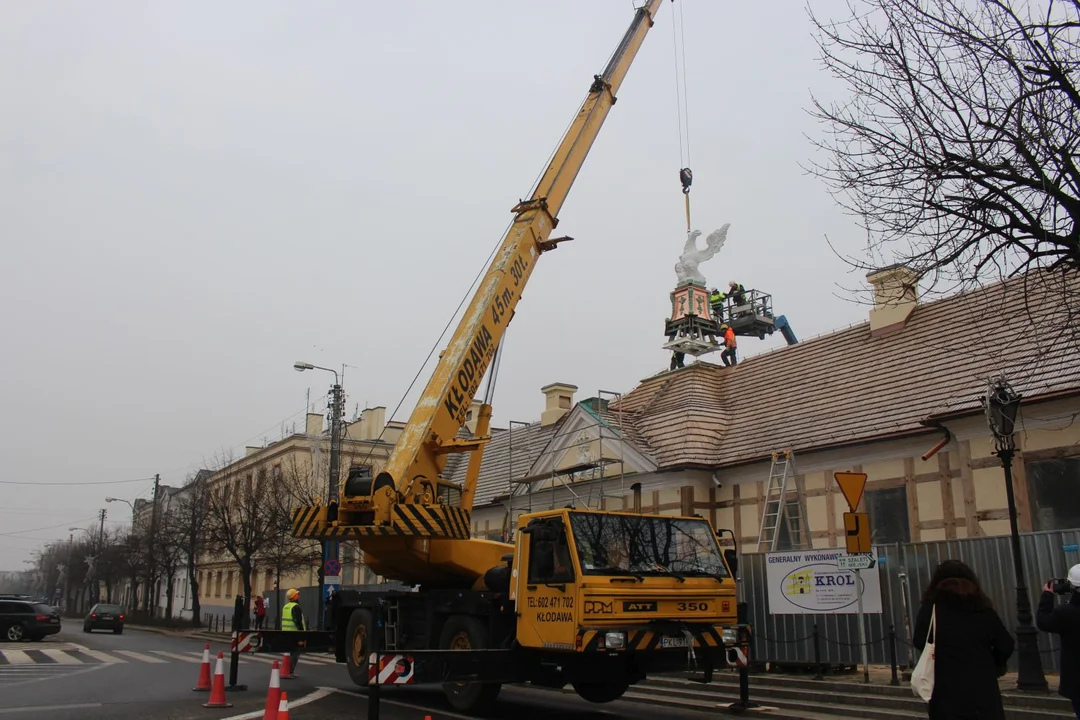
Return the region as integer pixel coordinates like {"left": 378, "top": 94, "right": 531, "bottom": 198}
{"left": 742, "top": 530, "right": 1080, "bottom": 671}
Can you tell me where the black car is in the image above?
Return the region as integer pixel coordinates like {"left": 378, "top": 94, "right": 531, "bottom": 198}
{"left": 84, "top": 603, "right": 125, "bottom": 634}
{"left": 0, "top": 599, "right": 62, "bottom": 641}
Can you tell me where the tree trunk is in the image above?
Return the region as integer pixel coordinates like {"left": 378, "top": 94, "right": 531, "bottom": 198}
{"left": 240, "top": 558, "right": 253, "bottom": 630}
{"left": 165, "top": 576, "right": 175, "bottom": 620}
{"left": 189, "top": 567, "right": 201, "bottom": 627}
{"left": 275, "top": 566, "right": 282, "bottom": 630}
{"left": 143, "top": 572, "right": 154, "bottom": 617}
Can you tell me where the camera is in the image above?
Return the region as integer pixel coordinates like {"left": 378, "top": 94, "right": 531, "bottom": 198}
{"left": 1049, "top": 577, "right": 1073, "bottom": 595}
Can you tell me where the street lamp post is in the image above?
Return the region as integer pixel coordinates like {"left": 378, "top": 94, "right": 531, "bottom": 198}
{"left": 65, "top": 528, "right": 79, "bottom": 615}
{"left": 982, "top": 378, "right": 1048, "bottom": 692}
{"left": 294, "top": 361, "right": 345, "bottom": 630}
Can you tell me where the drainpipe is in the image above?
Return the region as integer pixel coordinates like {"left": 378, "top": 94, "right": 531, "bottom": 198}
{"left": 921, "top": 422, "right": 952, "bottom": 461}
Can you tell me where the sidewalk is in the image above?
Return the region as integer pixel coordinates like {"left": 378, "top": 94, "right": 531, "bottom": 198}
{"left": 763, "top": 662, "right": 1062, "bottom": 699}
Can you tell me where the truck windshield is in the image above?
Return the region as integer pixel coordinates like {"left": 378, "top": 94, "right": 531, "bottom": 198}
{"left": 568, "top": 512, "right": 729, "bottom": 579}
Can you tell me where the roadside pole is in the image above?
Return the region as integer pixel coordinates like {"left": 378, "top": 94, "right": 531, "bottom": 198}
{"left": 855, "top": 568, "right": 869, "bottom": 683}
{"left": 835, "top": 471, "right": 872, "bottom": 684}
{"left": 227, "top": 595, "right": 248, "bottom": 692}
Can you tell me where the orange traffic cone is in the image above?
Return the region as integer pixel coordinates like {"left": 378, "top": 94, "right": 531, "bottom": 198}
{"left": 202, "top": 651, "right": 233, "bottom": 708}
{"left": 277, "top": 691, "right": 290, "bottom": 720}
{"left": 280, "top": 652, "right": 294, "bottom": 680}
{"left": 192, "top": 643, "right": 212, "bottom": 691}
{"left": 261, "top": 660, "right": 281, "bottom": 720}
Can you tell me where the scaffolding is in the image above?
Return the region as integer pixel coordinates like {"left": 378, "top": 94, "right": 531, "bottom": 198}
{"left": 502, "top": 389, "right": 633, "bottom": 541}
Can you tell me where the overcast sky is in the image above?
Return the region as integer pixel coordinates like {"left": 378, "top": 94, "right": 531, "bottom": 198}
{"left": 0, "top": 0, "right": 869, "bottom": 570}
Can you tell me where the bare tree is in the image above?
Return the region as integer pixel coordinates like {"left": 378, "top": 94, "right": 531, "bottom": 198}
{"left": 260, "top": 458, "right": 323, "bottom": 627}
{"left": 155, "top": 513, "right": 187, "bottom": 620}
{"left": 95, "top": 528, "right": 131, "bottom": 604}
{"left": 204, "top": 459, "right": 281, "bottom": 626}
{"left": 807, "top": 0, "right": 1080, "bottom": 297}
{"left": 172, "top": 471, "right": 210, "bottom": 626}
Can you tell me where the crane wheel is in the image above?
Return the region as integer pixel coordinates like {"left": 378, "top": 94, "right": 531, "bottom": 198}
{"left": 344, "top": 608, "right": 374, "bottom": 688}
{"left": 439, "top": 615, "right": 501, "bottom": 712}
{"left": 572, "top": 679, "right": 630, "bottom": 703}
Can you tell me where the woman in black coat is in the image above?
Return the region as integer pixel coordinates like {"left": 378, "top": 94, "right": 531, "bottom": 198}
{"left": 913, "top": 559, "right": 1015, "bottom": 720}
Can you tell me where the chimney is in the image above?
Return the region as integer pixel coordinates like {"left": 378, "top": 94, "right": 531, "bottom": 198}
{"left": 305, "top": 412, "right": 324, "bottom": 436}
{"left": 540, "top": 382, "right": 578, "bottom": 426}
{"left": 464, "top": 399, "right": 484, "bottom": 435}
{"left": 867, "top": 264, "right": 919, "bottom": 337}
{"left": 245, "top": 446, "right": 261, "bottom": 457}
{"left": 358, "top": 406, "right": 387, "bottom": 441}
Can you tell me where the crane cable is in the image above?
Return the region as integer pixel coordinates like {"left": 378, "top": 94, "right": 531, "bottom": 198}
{"left": 672, "top": 0, "right": 693, "bottom": 233}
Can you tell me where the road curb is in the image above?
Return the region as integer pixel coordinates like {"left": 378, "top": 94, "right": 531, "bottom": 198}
{"left": 127, "top": 624, "right": 206, "bottom": 638}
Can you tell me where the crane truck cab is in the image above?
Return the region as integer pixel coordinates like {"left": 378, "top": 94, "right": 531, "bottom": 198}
{"left": 331, "top": 509, "right": 740, "bottom": 713}
{"left": 510, "top": 509, "right": 739, "bottom": 696}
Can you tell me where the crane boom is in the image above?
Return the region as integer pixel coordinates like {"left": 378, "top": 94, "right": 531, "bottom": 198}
{"left": 382, "top": 0, "right": 664, "bottom": 503}
{"left": 292, "top": 1, "right": 667, "bottom": 584}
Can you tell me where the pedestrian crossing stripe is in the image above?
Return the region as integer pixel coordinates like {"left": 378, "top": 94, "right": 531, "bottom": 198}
{"left": 114, "top": 650, "right": 167, "bottom": 663}
{"left": 0, "top": 648, "right": 340, "bottom": 667}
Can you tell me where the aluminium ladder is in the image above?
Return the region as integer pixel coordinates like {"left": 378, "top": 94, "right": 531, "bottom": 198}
{"left": 757, "top": 450, "right": 810, "bottom": 552}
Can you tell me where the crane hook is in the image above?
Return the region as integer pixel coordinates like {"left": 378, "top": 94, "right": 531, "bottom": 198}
{"left": 679, "top": 167, "right": 693, "bottom": 194}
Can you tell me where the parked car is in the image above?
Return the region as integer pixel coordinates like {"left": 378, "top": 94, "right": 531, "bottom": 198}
{"left": 0, "top": 599, "right": 62, "bottom": 641}
{"left": 83, "top": 603, "right": 125, "bottom": 634}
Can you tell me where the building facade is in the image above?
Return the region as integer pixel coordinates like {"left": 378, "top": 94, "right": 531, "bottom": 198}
{"left": 196, "top": 407, "right": 403, "bottom": 618}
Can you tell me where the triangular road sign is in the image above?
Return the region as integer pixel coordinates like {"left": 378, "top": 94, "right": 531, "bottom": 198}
{"left": 834, "top": 471, "right": 868, "bottom": 512}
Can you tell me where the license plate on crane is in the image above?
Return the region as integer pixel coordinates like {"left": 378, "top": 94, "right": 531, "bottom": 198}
{"left": 661, "top": 636, "right": 690, "bottom": 648}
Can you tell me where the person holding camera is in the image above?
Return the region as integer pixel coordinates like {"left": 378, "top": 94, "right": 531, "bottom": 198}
{"left": 1036, "top": 564, "right": 1080, "bottom": 718}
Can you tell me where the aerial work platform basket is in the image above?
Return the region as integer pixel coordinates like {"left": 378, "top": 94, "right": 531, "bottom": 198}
{"left": 713, "top": 289, "right": 798, "bottom": 345}
{"left": 663, "top": 284, "right": 799, "bottom": 358}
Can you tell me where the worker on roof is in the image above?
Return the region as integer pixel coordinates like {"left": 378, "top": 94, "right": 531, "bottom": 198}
{"left": 728, "top": 281, "right": 746, "bottom": 306}
{"left": 720, "top": 324, "right": 738, "bottom": 367}
{"left": 670, "top": 350, "right": 685, "bottom": 371}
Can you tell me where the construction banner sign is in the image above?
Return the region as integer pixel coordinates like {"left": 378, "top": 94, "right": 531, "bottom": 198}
{"left": 764, "top": 549, "right": 883, "bottom": 615}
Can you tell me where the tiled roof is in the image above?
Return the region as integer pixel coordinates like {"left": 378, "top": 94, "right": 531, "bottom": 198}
{"left": 614, "top": 270, "right": 1080, "bottom": 469}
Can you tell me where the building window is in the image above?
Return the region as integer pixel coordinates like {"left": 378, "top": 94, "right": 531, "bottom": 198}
{"left": 1027, "top": 458, "right": 1080, "bottom": 531}
{"left": 527, "top": 521, "right": 574, "bottom": 584}
{"left": 865, "top": 487, "right": 910, "bottom": 544}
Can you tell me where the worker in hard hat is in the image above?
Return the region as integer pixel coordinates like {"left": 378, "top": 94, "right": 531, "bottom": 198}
{"left": 720, "top": 324, "right": 738, "bottom": 367}
{"left": 727, "top": 281, "right": 746, "bottom": 306}
{"left": 281, "top": 588, "right": 306, "bottom": 674}
{"left": 709, "top": 287, "right": 725, "bottom": 321}
{"left": 669, "top": 350, "right": 685, "bottom": 371}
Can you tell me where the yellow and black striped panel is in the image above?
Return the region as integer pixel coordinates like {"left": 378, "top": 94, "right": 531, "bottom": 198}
{"left": 580, "top": 625, "right": 724, "bottom": 652}
{"left": 390, "top": 504, "right": 472, "bottom": 539}
{"left": 321, "top": 525, "right": 411, "bottom": 538}
{"left": 291, "top": 506, "right": 326, "bottom": 538}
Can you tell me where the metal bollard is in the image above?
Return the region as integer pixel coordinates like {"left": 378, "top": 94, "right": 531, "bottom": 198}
{"left": 889, "top": 625, "right": 900, "bottom": 686}
{"left": 367, "top": 651, "right": 380, "bottom": 720}
{"left": 729, "top": 625, "right": 759, "bottom": 713}
{"left": 813, "top": 624, "right": 824, "bottom": 680}
{"left": 227, "top": 596, "right": 248, "bottom": 691}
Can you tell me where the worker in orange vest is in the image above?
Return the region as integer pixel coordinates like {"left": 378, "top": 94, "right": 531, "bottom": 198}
{"left": 720, "top": 324, "right": 738, "bottom": 367}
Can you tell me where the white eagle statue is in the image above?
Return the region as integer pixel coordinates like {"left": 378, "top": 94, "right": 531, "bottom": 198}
{"left": 674, "top": 224, "right": 730, "bottom": 285}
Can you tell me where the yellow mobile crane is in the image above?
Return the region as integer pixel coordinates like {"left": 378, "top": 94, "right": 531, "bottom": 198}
{"left": 286, "top": 1, "right": 742, "bottom": 713}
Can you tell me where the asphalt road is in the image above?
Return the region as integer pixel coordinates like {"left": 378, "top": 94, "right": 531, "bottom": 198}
{"left": 0, "top": 625, "right": 840, "bottom": 719}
